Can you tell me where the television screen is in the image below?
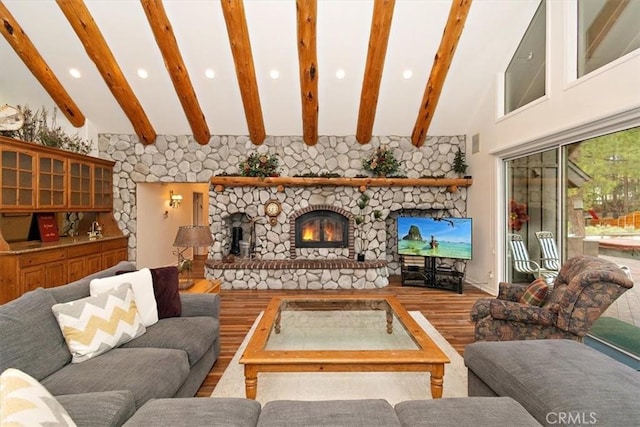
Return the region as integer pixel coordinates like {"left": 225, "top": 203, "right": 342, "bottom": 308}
{"left": 397, "top": 217, "right": 472, "bottom": 260}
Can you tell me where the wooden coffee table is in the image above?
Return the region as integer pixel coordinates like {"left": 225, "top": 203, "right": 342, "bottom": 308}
{"left": 240, "top": 295, "right": 450, "bottom": 400}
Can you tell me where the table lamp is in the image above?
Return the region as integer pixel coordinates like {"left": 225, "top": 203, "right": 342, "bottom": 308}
{"left": 172, "top": 225, "right": 214, "bottom": 289}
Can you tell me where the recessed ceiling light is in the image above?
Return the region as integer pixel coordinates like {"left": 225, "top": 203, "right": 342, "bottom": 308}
{"left": 69, "top": 68, "right": 81, "bottom": 78}
{"left": 137, "top": 68, "right": 149, "bottom": 79}
{"left": 270, "top": 69, "right": 280, "bottom": 79}
{"left": 402, "top": 69, "right": 413, "bottom": 79}
{"left": 336, "top": 69, "right": 346, "bottom": 79}
{"left": 205, "top": 69, "right": 215, "bottom": 79}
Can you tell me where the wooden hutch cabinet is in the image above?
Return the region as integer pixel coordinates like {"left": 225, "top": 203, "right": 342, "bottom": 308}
{"left": 0, "top": 137, "right": 127, "bottom": 304}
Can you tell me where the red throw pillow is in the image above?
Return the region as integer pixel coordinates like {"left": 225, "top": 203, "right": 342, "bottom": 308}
{"left": 149, "top": 266, "right": 182, "bottom": 318}
{"left": 519, "top": 277, "right": 549, "bottom": 307}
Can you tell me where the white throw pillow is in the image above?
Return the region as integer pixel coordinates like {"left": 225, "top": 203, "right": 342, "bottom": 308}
{"left": 0, "top": 368, "right": 77, "bottom": 426}
{"left": 90, "top": 268, "right": 158, "bottom": 326}
{"left": 52, "top": 283, "right": 146, "bottom": 363}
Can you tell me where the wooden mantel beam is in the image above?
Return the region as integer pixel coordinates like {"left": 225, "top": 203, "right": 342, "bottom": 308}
{"left": 141, "top": 0, "right": 210, "bottom": 145}
{"left": 296, "top": 0, "right": 319, "bottom": 146}
{"left": 221, "top": 0, "right": 266, "bottom": 145}
{"left": 0, "top": 2, "right": 85, "bottom": 127}
{"left": 210, "top": 176, "right": 472, "bottom": 193}
{"left": 411, "top": 0, "right": 472, "bottom": 147}
{"left": 56, "top": 0, "right": 157, "bottom": 145}
{"left": 356, "top": 0, "right": 395, "bottom": 145}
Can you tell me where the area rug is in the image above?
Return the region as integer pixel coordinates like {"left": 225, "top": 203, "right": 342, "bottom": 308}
{"left": 211, "top": 311, "right": 467, "bottom": 404}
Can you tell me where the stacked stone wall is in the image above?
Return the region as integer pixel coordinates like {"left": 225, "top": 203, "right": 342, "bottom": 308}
{"left": 99, "top": 133, "right": 467, "bottom": 288}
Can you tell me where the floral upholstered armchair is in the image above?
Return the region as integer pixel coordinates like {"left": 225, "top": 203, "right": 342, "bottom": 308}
{"left": 470, "top": 255, "right": 634, "bottom": 342}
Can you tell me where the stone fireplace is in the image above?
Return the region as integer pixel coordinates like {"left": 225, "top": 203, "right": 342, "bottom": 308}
{"left": 97, "top": 132, "right": 468, "bottom": 288}
{"left": 205, "top": 177, "right": 469, "bottom": 290}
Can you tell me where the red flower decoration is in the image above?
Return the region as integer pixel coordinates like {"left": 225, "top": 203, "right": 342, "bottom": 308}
{"left": 510, "top": 200, "right": 529, "bottom": 231}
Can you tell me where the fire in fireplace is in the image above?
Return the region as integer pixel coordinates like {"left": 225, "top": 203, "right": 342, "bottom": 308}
{"left": 295, "top": 210, "right": 348, "bottom": 248}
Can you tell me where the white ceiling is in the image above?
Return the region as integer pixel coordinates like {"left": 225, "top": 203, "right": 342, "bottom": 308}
{"left": 0, "top": 0, "right": 540, "bottom": 141}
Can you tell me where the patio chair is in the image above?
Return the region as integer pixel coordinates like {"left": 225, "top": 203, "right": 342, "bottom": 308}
{"left": 470, "top": 255, "right": 634, "bottom": 341}
{"left": 508, "top": 233, "right": 558, "bottom": 280}
{"left": 535, "top": 231, "right": 561, "bottom": 272}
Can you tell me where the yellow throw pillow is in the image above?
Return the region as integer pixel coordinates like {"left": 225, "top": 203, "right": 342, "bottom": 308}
{"left": 51, "top": 283, "right": 146, "bottom": 363}
{"left": 0, "top": 368, "right": 76, "bottom": 426}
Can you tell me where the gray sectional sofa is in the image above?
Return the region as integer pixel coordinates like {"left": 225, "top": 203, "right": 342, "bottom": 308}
{"left": 122, "top": 396, "right": 541, "bottom": 427}
{"left": 0, "top": 261, "right": 220, "bottom": 426}
{"left": 465, "top": 339, "right": 640, "bottom": 426}
{"left": 7, "top": 261, "right": 638, "bottom": 425}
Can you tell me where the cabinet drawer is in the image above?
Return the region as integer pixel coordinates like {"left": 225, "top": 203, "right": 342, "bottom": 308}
{"left": 101, "top": 238, "right": 127, "bottom": 251}
{"left": 19, "top": 250, "right": 66, "bottom": 268}
{"left": 67, "top": 242, "right": 102, "bottom": 258}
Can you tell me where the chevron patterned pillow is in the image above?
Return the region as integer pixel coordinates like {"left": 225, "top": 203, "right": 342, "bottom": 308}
{"left": 52, "top": 283, "right": 146, "bottom": 363}
{"left": 0, "top": 368, "right": 76, "bottom": 426}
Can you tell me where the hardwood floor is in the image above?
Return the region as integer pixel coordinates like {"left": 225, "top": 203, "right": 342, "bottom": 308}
{"left": 191, "top": 255, "right": 490, "bottom": 397}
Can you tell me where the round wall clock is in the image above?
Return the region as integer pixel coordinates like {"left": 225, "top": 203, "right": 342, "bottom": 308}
{"left": 264, "top": 199, "right": 281, "bottom": 225}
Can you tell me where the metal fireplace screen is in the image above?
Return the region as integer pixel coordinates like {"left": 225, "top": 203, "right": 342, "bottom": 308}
{"left": 295, "top": 210, "right": 348, "bottom": 248}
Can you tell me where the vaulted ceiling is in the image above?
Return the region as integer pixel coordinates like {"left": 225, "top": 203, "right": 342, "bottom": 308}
{"left": 0, "top": 0, "right": 539, "bottom": 147}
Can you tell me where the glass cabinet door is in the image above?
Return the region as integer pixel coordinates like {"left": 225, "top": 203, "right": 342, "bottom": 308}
{"left": 93, "top": 165, "right": 113, "bottom": 209}
{"left": 38, "top": 155, "right": 66, "bottom": 208}
{"left": 69, "top": 161, "right": 92, "bottom": 209}
{"left": 1, "top": 149, "right": 35, "bottom": 208}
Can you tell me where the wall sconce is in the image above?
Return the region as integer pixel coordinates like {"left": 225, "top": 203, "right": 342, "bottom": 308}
{"left": 169, "top": 190, "right": 183, "bottom": 208}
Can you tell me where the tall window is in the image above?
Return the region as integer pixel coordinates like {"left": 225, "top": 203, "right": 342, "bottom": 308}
{"left": 504, "top": 0, "right": 546, "bottom": 114}
{"left": 578, "top": 0, "right": 640, "bottom": 77}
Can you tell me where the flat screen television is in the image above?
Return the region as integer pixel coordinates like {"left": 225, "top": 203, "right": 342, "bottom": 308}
{"left": 397, "top": 217, "right": 472, "bottom": 260}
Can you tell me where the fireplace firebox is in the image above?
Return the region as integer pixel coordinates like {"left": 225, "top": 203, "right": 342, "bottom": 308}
{"left": 295, "top": 210, "right": 348, "bottom": 248}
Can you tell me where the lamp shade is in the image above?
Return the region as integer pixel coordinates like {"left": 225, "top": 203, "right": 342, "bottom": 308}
{"left": 173, "top": 225, "right": 214, "bottom": 248}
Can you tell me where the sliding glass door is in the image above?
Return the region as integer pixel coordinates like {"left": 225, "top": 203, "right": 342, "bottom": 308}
{"left": 503, "top": 126, "right": 639, "bottom": 328}
{"left": 505, "top": 149, "right": 559, "bottom": 283}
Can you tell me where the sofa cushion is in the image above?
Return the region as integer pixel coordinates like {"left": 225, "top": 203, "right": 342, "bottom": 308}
{"left": 519, "top": 278, "right": 549, "bottom": 307}
{"left": 0, "top": 288, "right": 71, "bottom": 380}
{"left": 0, "top": 368, "right": 76, "bottom": 426}
{"left": 123, "top": 397, "right": 261, "bottom": 427}
{"left": 41, "top": 347, "right": 190, "bottom": 409}
{"left": 395, "top": 397, "right": 541, "bottom": 427}
{"left": 51, "top": 283, "right": 146, "bottom": 363}
{"left": 120, "top": 316, "right": 218, "bottom": 366}
{"left": 90, "top": 268, "right": 158, "bottom": 327}
{"left": 465, "top": 340, "right": 640, "bottom": 426}
{"left": 48, "top": 261, "right": 137, "bottom": 304}
{"left": 257, "top": 399, "right": 402, "bottom": 427}
{"left": 56, "top": 390, "right": 136, "bottom": 427}
{"left": 149, "top": 266, "right": 182, "bottom": 318}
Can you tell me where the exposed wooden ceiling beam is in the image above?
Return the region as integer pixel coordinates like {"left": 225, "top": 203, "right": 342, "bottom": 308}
{"left": 0, "top": 1, "right": 85, "bottom": 127}
{"left": 141, "top": 0, "right": 210, "bottom": 145}
{"left": 411, "top": 0, "right": 472, "bottom": 147}
{"left": 296, "top": 0, "right": 319, "bottom": 146}
{"left": 356, "top": 0, "right": 395, "bottom": 145}
{"left": 56, "top": 0, "right": 156, "bottom": 145}
{"left": 220, "top": 0, "right": 265, "bottom": 145}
